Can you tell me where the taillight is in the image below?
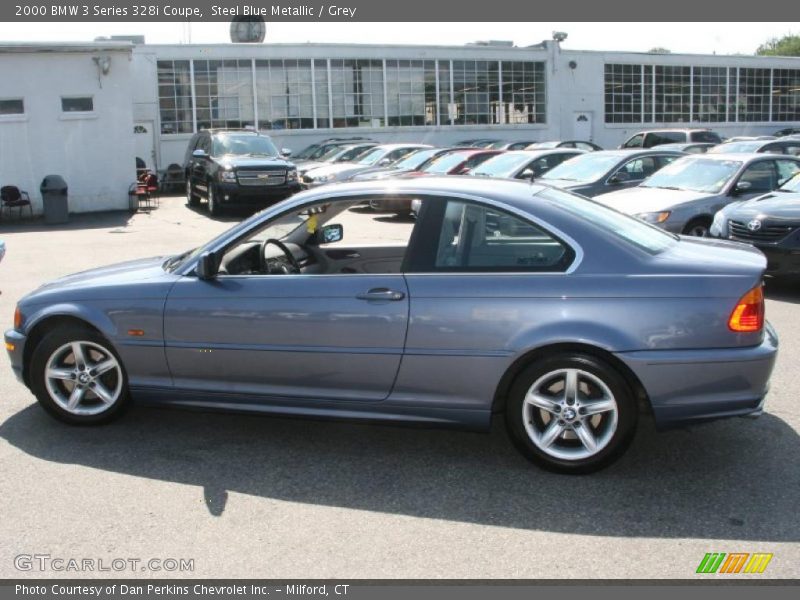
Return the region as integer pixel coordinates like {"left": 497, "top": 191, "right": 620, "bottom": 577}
{"left": 13, "top": 306, "right": 22, "bottom": 330}
{"left": 728, "top": 285, "right": 764, "bottom": 333}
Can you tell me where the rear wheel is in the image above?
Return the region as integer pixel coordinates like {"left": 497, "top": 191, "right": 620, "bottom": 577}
{"left": 505, "top": 353, "right": 637, "bottom": 474}
{"left": 683, "top": 217, "right": 711, "bottom": 237}
{"left": 29, "top": 326, "right": 130, "bottom": 425}
{"left": 186, "top": 178, "right": 199, "bottom": 206}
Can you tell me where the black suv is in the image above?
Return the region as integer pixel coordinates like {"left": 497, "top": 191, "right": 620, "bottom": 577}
{"left": 184, "top": 129, "right": 301, "bottom": 215}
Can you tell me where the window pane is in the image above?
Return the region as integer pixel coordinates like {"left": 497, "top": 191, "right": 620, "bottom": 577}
{"left": 61, "top": 97, "right": 93, "bottom": 112}
{"left": 433, "top": 201, "right": 572, "bottom": 271}
{"left": 157, "top": 60, "right": 193, "bottom": 134}
{"left": 0, "top": 98, "right": 24, "bottom": 115}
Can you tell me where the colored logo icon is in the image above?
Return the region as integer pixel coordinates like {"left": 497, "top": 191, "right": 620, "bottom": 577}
{"left": 696, "top": 552, "right": 773, "bottom": 574}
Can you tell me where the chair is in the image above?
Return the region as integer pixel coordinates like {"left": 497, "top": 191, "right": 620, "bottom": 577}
{"left": 0, "top": 186, "right": 33, "bottom": 221}
{"left": 128, "top": 171, "right": 160, "bottom": 212}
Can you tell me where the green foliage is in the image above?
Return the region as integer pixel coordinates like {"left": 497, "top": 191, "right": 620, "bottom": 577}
{"left": 756, "top": 35, "right": 800, "bottom": 56}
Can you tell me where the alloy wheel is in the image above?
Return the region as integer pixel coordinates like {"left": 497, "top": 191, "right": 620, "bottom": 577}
{"left": 522, "top": 368, "right": 619, "bottom": 461}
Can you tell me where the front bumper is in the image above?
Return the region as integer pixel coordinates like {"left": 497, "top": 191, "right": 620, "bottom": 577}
{"left": 216, "top": 181, "right": 301, "bottom": 206}
{"left": 616, "top": 322, "right": 778, "bottom": 429}
{"left": 758, "top": 245, "right": 800, "bottom": 276}
{"left": 4, "top": 328, "right": 27, "bottom": 384}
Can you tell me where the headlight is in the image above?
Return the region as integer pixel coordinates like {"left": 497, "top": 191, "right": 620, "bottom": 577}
{"left": 710, "top": 211, "right": 727, "bottom": 237}
{"left": 287, "top": 169, "right": 298, "bottom": 181}
{"left": 218, "top": 170, "right": 237, "bottom": 183}
{"left": 635, "top": 211, "right": 671, "bottom": 224}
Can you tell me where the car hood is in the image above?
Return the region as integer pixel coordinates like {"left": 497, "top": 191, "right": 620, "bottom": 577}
{"left": 305, "top": 163, "right": 369, "bottom": 179}
{"left": 218, "top": 156, "right": 294, "bottom": 169}
{"left": 22, "top": 256, "right": 178, "bottom": 303}
{"left": 594, "top": 187, "right": 715, "bottom": 213}
{"left": 724, "top": 192, "right": 800, "bottom": 220}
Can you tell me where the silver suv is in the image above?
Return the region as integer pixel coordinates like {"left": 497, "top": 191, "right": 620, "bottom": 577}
{"left": 620, "top": 129, "right": 722, "bottom": 149}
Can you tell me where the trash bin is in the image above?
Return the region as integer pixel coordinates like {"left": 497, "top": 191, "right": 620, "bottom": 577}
{"left": 40, "top": 175, "right": 68, "bottom": 224}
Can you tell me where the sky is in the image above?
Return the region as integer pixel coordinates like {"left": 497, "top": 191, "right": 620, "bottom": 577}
{"left": 2, "top": 22, "right": 799, "bottom": 55}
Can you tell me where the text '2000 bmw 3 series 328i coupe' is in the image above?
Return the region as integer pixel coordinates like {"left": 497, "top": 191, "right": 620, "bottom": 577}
{"left": 5, "top": 178, "right": 778, "bottom": 473}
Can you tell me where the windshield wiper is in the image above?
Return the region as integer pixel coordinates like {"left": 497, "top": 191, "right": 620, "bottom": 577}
{"left": 647, "top": 185, "right": 684, "bottom": 190}
{"left": 163, "top": 249, "right": 194, "bottom": 272}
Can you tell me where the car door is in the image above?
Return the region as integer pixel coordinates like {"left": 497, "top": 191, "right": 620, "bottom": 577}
{"left": 189, "top": 133, "right": 212, "bottom": 196}
{"left": 162, "top": 197, "right": 415, "bottom": 402}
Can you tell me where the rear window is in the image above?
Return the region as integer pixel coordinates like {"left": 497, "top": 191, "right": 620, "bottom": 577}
{"left": 538, "top": 187, "right": 678, "bottom": 254}
{"left": 691, "top": 131, "right": 722, "bottom": 143}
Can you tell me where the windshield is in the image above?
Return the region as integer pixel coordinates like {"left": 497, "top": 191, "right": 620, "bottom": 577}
{"left": 642, "top": 157, "right": 741, "bottom": 193}
{"left": 708, "top": 141, "right": 761, "bottom": 154}
{"left": 212, "top": 134, "right": 279, "bottom": 157}
{"left": 423, "top": 151, "right": 472, "bottom": 173}
{"left": 391, "top": 148, "right": 441, "bottom": 170}
{"left": 336, "top": 145, "right": 375, "bottom": 162}
{"left": 539, "top": 187, "right": 678, "bottom": 254}
{"left": 354, "top": 147, "right": 388, "bottom": 165}
{"left": 540, "top": 153, "right": 621, "bottom": 182}
{"left": 530, "top": 141, "right": 559, "bottom": 149}
{"left": 293, "top": 143, "right": 321, "bottom": 160}
{"left": 779, "top": 172, "right": 800, "bottom": 192}
{"left": 473, "top": 153, "right": 533, "bottom": 177}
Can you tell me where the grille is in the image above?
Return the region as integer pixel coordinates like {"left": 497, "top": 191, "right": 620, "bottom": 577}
{"left": 729, "top": 220, "right": 798, "bottom": 243}
{"left": 237, "top": 170, "right": 287, "bottom": 186}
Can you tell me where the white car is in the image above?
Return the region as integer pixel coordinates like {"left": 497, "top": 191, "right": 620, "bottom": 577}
{"left": 303, "top": 144, "right": 431, "bottom": 186}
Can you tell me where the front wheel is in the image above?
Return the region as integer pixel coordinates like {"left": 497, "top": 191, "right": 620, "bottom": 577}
{"left": 505, "top": 354, "right": 637, "bottom": 474}
{"left": 683, "top": 218, "right": 711, "bottom": 237}
{"left": 207, "top": 182, "right": 222, "bottom": 216}
{"left": 29, "top": 326, "right": 130, "bottom": 425}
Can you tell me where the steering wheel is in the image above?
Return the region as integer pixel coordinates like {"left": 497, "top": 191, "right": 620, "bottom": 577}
{"left": 260, "top": 239, "right": 301, "bottom": 274}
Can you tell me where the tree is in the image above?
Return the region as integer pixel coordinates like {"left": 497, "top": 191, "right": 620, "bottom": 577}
{"left": 648, "top": 47, "right": 671, "bottom": 54}
{"left": 756, "top": 34, "right": 800, "bottom": 56}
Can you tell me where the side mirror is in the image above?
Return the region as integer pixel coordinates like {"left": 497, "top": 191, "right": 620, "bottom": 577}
{"left": 609, "top": 171, "right": 630, "bottom": 184}
{"left": 519, "top": 168, "right": 535, "bottom": 180}
{"left": 378, "top": 158, "right": 393, "bottom": 166}
{"left": 192, "top": 149, "right": 208, "bottom": 158}
{"left": 733, "top": 180, "right": 752, "bottom": 194}
{"left": 195, "top": 252, "right": 218, "bottom": 280}
{"left": 318, "top": 224, "right": 343, "bottom": 244}
{"left": 280, "top": 148, "right": 292, "bottom": 158}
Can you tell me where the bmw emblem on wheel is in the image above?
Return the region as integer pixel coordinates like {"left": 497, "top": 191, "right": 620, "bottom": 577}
{"left": 747, "top": 219, "right": 762, "bottom": 232}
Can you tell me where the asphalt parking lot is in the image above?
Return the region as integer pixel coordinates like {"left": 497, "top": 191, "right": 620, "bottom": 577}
{"left": 0, "top": 196, "right": 798, "bottom": 579}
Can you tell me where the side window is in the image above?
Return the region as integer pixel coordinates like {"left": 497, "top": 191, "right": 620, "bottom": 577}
{"left": 776, "top": 160, "right": 800, "bottom": 186}
{"left": 618, "top": 157, "right": 658, "bottom": 180}
{"left": 623, "top": 134, "right": 644, "bottom": 148}
{"left": 575, "top": 142, "right": 594, "bottom": 151}
{"left": 427, "top": 200, "right": 574, "bottom": 272}
{"left": 656, "top": 155, "right": 680, "bottom": 168}
{"left": 200, "top": 135, "right": 212, "bottom": 154}
{"left": 783, "top": 145, "right": 800, "bottom": 157}
{"left": 386, "top": 148, "right": 415, "bottom": 162}
{"left": 738, "top": 161, "right": 777, "bottom": 193}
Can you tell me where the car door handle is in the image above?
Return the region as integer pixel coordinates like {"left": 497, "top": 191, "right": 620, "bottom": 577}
{"left": 356, "top": 288, "right": 405, "bottom": 301}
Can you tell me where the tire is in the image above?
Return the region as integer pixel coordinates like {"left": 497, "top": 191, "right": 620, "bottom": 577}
{"left": 207, "top": 182, "right": 221, "bottom": 216}
{"left": 29, "top": 325, "right": 130, "bottom": 425}
{"left": 682, "top": 217, "right": 711, "bottom": 237}
{"left": 505, "top": 353, "right": 637, "bottom": 474}
{"left": 186, "top": 178, "right": 199, "bottom": 207}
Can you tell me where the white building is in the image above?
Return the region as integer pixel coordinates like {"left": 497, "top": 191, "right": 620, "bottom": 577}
{"left": 2, "top": 37, "right": 799, "bottom": 214}
{"left": 0, "top": 42, "right": 135, "bottom": 215}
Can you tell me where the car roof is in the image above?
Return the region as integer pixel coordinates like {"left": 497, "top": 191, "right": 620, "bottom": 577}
{"left": 578, "top": 148, "right": 685, "bottom": 158}
{"left": 675, "top": 152, "right": 798, "bottom": 163}
{"left": 491, "top": 149, "right": 586, "bottom": 158}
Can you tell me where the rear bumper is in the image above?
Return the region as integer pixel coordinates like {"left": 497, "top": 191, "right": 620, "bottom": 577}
{"left": 4, "top": 328, "right": 27, "bottom": 384}
{"left": 616, "top": 322, "right": 778, "bottom": 429}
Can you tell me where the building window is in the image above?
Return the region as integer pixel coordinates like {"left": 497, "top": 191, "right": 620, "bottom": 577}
{"left": 385, "top": 60, "right": 436, "bottom": 126}
{"left": 654, "top": 66, "right": 690, "bottom": 122}
{"left": 0, "top": 98, "right": 24, "bottom": 115}
{"left": 500, "top": 61, "right": 546, "bottom": 124}
{"left": 194, "top": 59, "right": 254, "bottom": 130}
{"left": 328, "top": 59, "right": 385, "bottom": 128}
{"left": 451, "top": 60, "right": 499, "bottom": 125}
{"left": 255, "top": 59, "right": 315, "bottom": 130}
{"left": 313, "top": 59, "right": 329, "bottom": 129}
{"left": 61, "top": 96, "right": 93, "bottom": 113}
{"left": 604, "top": 64, "right": 644, "bottom": 123}
{"left": 772, "top": 69, "right": 800, "bottom": 122}
{"left": 737, "top": 68, "right": 771, "bottom": 122}
{"left": 693, "top": 67, "right": 728, "bottom": 122}
{"left": 157, "top": 60, "right": 193, "bottom": 134}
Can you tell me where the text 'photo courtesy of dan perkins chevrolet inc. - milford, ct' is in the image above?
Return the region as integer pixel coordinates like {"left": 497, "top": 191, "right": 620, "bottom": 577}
{"left": 211, "top": 5, "right": 359, "bottom": 18}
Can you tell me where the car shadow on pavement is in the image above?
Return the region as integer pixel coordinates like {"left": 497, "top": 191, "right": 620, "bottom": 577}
{"left": 1, "top": 404, "right": 798, "bottom": 541}
{"left": 184, "top": 202, "right": 254, "bottom": 223}
{"left": 764, "top": 278, "right": 800, "bottom": 305}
